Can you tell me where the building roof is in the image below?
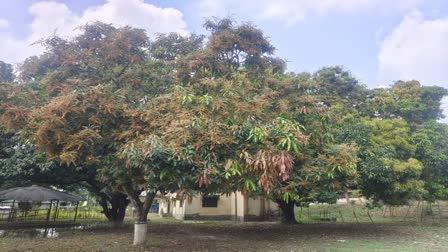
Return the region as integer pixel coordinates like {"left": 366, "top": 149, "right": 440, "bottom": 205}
{"left": 0, "top": 185, "right": 82, "bottom": 202}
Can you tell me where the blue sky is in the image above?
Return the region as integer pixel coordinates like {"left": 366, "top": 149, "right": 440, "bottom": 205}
{"left": 0, "top": 0, "right": 447, "bottom": 92}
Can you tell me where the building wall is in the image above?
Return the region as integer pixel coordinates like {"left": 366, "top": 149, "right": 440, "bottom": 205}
{"left": 159, "top": 192, "right": 280, "bottom": 221}
{"left": 245, "top": 196, "right": 279, "bottom": 220}
{"left": 184, "top": 194, "right": 232, "bottom": 217}
{"left": 235, "top": 191, "right": 246, "bottom": 221}
{"left": 171, "top": 199, "right": 185, "bottom": 219}
{"left": 247, "top": 196, "right": 260, "bottom": 216}
{"left": 158, "top": 198, "right": 171, "bottom": 217}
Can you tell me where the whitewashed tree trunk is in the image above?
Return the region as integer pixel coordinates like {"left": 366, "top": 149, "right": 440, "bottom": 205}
{"left": 122, "top": 186, "right": 156, "bottom": 246}
{"left": 133, "top": 221, "right": 148, "bottom": 245}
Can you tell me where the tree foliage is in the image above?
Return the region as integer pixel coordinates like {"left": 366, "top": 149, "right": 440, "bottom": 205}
{"left": 0, "top": 19, "right": 447, "bottom": 230}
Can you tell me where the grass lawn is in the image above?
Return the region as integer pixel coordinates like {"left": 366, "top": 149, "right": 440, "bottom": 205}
{"left": 1, "top": 211, "right": 448, "bottom": 251}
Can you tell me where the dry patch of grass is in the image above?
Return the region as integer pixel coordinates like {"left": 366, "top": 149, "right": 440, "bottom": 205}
{"left": 1, "top": 219, "right": 448, "bottom": 251}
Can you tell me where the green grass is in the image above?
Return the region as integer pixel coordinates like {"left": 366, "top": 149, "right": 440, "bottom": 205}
{"left": 0, "top": 208, "right": 107, "bottom": 225}
{"left": 295, "top": 203, "right": 440, "bottom": 224}
{"left": 1, "top": 209, "right": 448, "bottom": 251}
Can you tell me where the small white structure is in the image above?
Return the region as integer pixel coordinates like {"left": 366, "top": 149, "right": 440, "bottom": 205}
{"left": 158, "top": 192, "right": 279, "bottom": 221}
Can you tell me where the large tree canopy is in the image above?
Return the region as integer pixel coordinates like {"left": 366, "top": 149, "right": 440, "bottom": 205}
{"left": 1, "top": 19, "right": 448, "bottom": 244}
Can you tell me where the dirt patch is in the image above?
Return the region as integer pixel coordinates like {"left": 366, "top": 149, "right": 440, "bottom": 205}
{"left": 1, "top": 222, "right": 447, "bottom": 251}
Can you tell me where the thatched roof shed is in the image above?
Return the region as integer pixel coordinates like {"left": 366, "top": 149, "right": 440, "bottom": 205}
{"left": 0, "top": 185, "right": 82, "bottom": 202}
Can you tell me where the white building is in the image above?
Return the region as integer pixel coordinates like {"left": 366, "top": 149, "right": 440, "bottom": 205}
{"left": 158, "top": 192, "right": 279, "bottom": 221}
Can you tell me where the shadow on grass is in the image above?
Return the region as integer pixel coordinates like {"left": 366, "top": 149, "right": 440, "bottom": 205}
{"left": 2, "top": 215, "right": 447, "bottom": 252}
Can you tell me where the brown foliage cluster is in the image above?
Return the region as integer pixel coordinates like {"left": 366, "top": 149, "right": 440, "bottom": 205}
{"left": 0, "top": 20, "right": 339, "bottom": 198}
{"left": 243, "top": 150, "right": 294, "bottom": 192}
{"left": 29, "top": 86, "right": 137, "bottom": 167}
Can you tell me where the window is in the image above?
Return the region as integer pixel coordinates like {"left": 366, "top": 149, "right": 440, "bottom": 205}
{"left": 202, "top": 195, "right": 219, "bottom": 207}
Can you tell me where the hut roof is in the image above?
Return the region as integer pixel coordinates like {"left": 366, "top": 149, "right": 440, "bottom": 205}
{"left": 0, "top": 185, "right": 82, "bottom": 202}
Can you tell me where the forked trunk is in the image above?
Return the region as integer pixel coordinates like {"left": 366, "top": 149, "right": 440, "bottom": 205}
{"left": 110, "top": 193, "right": 129, "bottom": 226}
{"left": 85, "top": 182, "right": 129, "bottom": 225}
{"left": 98, "top": 192, "right": 129, "bottom": 225}
{"left": 277, "top": 199, "right": 298, "bottom": 224}
{"left": 122, "top": 187, "right": 157, "bottom": 246}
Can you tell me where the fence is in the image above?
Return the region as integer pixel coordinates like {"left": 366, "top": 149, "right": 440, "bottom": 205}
{"left": 0, "top": 200, "right": 105, "bottom": 228}
{"left": 296, "top": 200, "right": 448, "bottom": 224}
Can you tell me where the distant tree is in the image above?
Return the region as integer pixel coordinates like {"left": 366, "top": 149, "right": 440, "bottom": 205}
{"left": 0, "top": 128, "right": 130, "bottom": 223}
{"left": 367, "top": 80, "right": 447, "bottom": 123}
{"left": 413, "top": 121, "right": 448, "bottom": 203}
{"left": 356, "top": 118, "right": 425, "bottom": 205}
{"left": 0, "top": 61, "right": 14, "bottom": 83}
{"left": 177, "top": 18, "right": 285, "bottom": 82}
{"left": 150, "top": 33, "right": 204, "bottom": 61}
{"left": 338, "top": 86, "right": 447, "bottom": 208}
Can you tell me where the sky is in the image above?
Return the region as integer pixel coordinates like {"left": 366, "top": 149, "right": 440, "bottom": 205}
{"left": 0, "top": 0, "right": 448, "bottom": 114}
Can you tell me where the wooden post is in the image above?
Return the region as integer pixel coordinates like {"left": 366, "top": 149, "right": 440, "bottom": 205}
{"left": 437, "top": 200, "right": 442, "bottom": 222}
{"left": 73, "top": 202, "right": 79, "bottom": 223}
{"left": 8, "top": 200, "right": 15, "bottom": 221}
{"left": 234, "top": 191, "right": 238, "bottom": 222}
{"left": 344, "top": 189, "right": 350, "bottom": 204}
{"left": 353, "top": 210, "right": 359, "bottom": 224}
{"left": 46, "top": 200, "right": 53, "bottom": 222}
{"left": 53, "top": 200, "right": 59, "bottom": 222}
{"left": 402, "top": 205, "right": 411, "bottom": 221}
{"left": 420, "top": 201, "right": 425, "bottom": 222}
{"left": 339, "top": 210, "right": 344, "bottom": 223}
{"left": 367, "top": 211, "right": 374, "bottom": 223}
{"left": 430, "top": 202, "right": 435, "bottom": 223}
{"left": 415, "top": 201, "right": 421, "bottom": 217}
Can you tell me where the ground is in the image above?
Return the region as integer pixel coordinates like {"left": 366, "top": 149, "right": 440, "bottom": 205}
{"left": 1, "top": 206, "right": 448, "bottom": 252}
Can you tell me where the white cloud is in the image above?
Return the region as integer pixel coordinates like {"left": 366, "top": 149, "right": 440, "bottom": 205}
{"left": 378, "top": 11, "right": 448, "bottom": 121}
{"left": 0, "top": 0, "right": 188, "bottom": 63}
{"left": 199, "top": 0, "right": 422, "bottom": 25}
{"left": 27, "top": 1, "right": 81, "bottom": 42}
{"left": 81, "top": 0, "right": 187, "bottom": 36}
{"left": 0, "top": 19, "right": 9, "bottom": 29}
{"left": 378, "top": 11, "right": 448, "bottom": 86}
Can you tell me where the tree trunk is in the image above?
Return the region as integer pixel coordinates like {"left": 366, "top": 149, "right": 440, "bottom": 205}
{"left": 133, "top": 220, "right": 148, "bottom": 245}
{"left": 133, "top": 206, "right": 149, "bottom": 246}
{"left": 132, "top": 192, "right": 156, "bottom": 245}
{"left": 97, "top": 192, "right": 129, "bottom": 225}
{"left": 109, "top": 193, "right": 129, "bottom": 225}
{"left": 122, "top": 186, "right": 157, "bottom": 246}
{"left": 83, "top": 181, "right": 130, "bottom": 225}
{"left": 134, "top": 204, "right": 149, "bottom": 222}
{"left": 277, "top": 199, "right": 297, "bottom": 224}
